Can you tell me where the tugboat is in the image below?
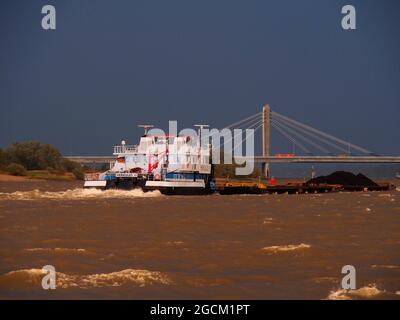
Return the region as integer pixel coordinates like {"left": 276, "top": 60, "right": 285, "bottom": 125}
{"left": 84, "top": 125, "right": 214, "bottom": 195}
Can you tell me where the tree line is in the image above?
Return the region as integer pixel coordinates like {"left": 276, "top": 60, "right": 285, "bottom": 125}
{"left": 0, "top": 142, "right": 84, "bottom": 179}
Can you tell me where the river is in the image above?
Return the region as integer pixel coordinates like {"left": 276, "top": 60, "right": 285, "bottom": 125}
{"left": 0, "top": 180, "right": 399, "bottom": 299}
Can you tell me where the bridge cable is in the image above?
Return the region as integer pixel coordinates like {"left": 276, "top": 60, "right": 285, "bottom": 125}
{"left": 270, "top": 121, "right": 311, "bottom": 154}
{"left": 221, "top": 112, "right": 261, "bottom": 130}
{"left": 271, "top": 111, "right": 372, "bottom": 154}
{"left": 232, "top": 121, "right": 264, "bottom": 153}
{"left": 272, "top": 115, "right": 350, "bottom": 154}
{"left": 212, "top": 118, "right": 263, "bottom": 151}
{"left": 272, "top": 119, "right": 331, "bottom": 154}
{"left": 231, "top": 115, "right": 264, "bottom": 131}
{"left": 215, "top": 118, "right": 263, "bottom": 148}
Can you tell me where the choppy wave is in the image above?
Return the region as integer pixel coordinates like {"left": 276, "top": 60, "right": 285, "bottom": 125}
{"left": 311, "top": 276, "right": 338, "bottom": 284}
{"left": 371, "top": 264, "right": 400, "bottom": 269}
{"left": 166, "top": 241, "right": 184, "bottom": 245}
{"left": 378, "top": 194, "right": 392, "bottom": 197}
{"left": 0, "top": 188, "right": 162, "bottom": 200}
{"left": 327, "top": 285, "right": 384, "bottom": 300}
{"left": 262, "top": 243, "right": 311, "bottom": 253}
{"left": 0, "top": 268, "right": 172, "bottom": 289}
{"left": 262, "top": 217, "right": 274, "bottom": 224}
{"left": 24, "top": 248, "right": 87, "bottom": 254}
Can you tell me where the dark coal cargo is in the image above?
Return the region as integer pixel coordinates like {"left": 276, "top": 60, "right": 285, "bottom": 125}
{"left": 307, "top": 171, "right": 379, "bottom": 187}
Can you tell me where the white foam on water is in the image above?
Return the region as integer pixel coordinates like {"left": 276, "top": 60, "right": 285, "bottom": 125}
{"left": 166, "top": 241, "right": 184, "bottom": 245}
{"left": 24, "top": 248, "right": 87, "bottom": 254}
{"left": 371, "top": 264, "right": 400, "bottom": 269}
{"left": 262, "top": 217, "right": 274, "bottom": 224}
{"left": 327, "top": 284, "right": 384, "bottom": 300}
{"left": 0, "top": 268, "right": 172, "bottom": 289}
{"left": 0, "top": 188, "right": 162, "bottom": 200}
{"left": 262, "top": 243, "right": 311, "bottom": 253}
{"left": 312, "top": 276, "right": 338, "bottom": 284}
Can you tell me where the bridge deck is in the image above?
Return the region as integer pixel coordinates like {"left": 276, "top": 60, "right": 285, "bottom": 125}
{"left": 65, "top": 155, "right": 400, "bottom": 164}
{"left": 253, "top": 156, "right": 400, "bottom": 163}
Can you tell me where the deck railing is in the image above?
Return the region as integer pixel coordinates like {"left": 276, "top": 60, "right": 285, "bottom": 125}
{"left": 113, "top": 145, "right": 138, "bottom": 154}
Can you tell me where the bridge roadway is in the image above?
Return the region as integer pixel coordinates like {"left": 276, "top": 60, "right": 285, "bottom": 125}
{"left": 64, "top": 155, "right": 400, "bottom": 164}
{"left": 253, "top": 156, "right": 400, "bottom": 163}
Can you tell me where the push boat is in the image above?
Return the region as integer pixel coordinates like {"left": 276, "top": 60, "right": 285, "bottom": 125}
{"left": 84, "top": 127, "right": 215, "bottom": 195}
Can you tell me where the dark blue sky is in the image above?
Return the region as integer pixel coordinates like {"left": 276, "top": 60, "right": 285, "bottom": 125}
{"left": 0, "top": 0, "right": 399, "bottom": 155}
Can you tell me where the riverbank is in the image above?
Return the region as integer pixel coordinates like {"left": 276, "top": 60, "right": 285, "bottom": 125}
{"left": 0, "top": 171, "right": 78, "bottom": 182}
{"left": 0, "top": 174, "right": 34, "bottom": 182}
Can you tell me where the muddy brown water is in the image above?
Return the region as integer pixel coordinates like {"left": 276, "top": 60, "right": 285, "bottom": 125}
{"left": 0, "top": 180, "right": 399, "bottom": 299}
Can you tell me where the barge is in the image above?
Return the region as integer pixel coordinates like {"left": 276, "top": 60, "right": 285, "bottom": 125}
{"left": 83, "top": 128, "right": 394, "bottom": 195}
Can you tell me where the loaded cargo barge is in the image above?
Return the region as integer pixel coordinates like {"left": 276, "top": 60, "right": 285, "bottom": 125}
{"left": 215, "top": 180, "right": 393, "bottom": 195}
{"left": 83, "top": 127, "right": 394, "bottom": 195}
{"left": 216, "top": 171, "right": 394, "bottom": 194}
{"left": 216, "top": 181, "right": 337, "bottom": 195}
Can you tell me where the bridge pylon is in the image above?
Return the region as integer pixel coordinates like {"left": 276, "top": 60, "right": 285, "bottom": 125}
{"left": 262, "top": 104, "right": 271, "bottom": 178}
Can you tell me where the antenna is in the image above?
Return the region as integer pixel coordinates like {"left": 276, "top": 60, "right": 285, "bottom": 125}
{"left": 194, "top": 124, "right": 209, "bottom": 148}
{"left": 194, "top": 124, "right": 209, "bottom": 134}
{"left": 138, "top": 124, "right": 154, "bottom": 136}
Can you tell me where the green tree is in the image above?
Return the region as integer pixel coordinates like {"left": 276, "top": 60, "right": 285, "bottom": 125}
{"left": 6, "top": 163, "right": 27, "bottom": 176}
{"left": 61, "top": 158, "right": 81, "bottom": 172}
{"left": 5, "top": 142, "right": 63, "bottom": 170}
{"left": 72, "top": 168, "right": 84, "bottom": 180}
{"left": 0, "top": 148, "right": 5, "bottom": 168}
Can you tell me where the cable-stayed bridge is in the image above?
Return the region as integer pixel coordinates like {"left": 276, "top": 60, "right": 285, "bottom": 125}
{"left": 65, "top": 104, "right": 400, "bottom": 177}
{"left": 213, "top": 105, "right": 400, "bottom": 176}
